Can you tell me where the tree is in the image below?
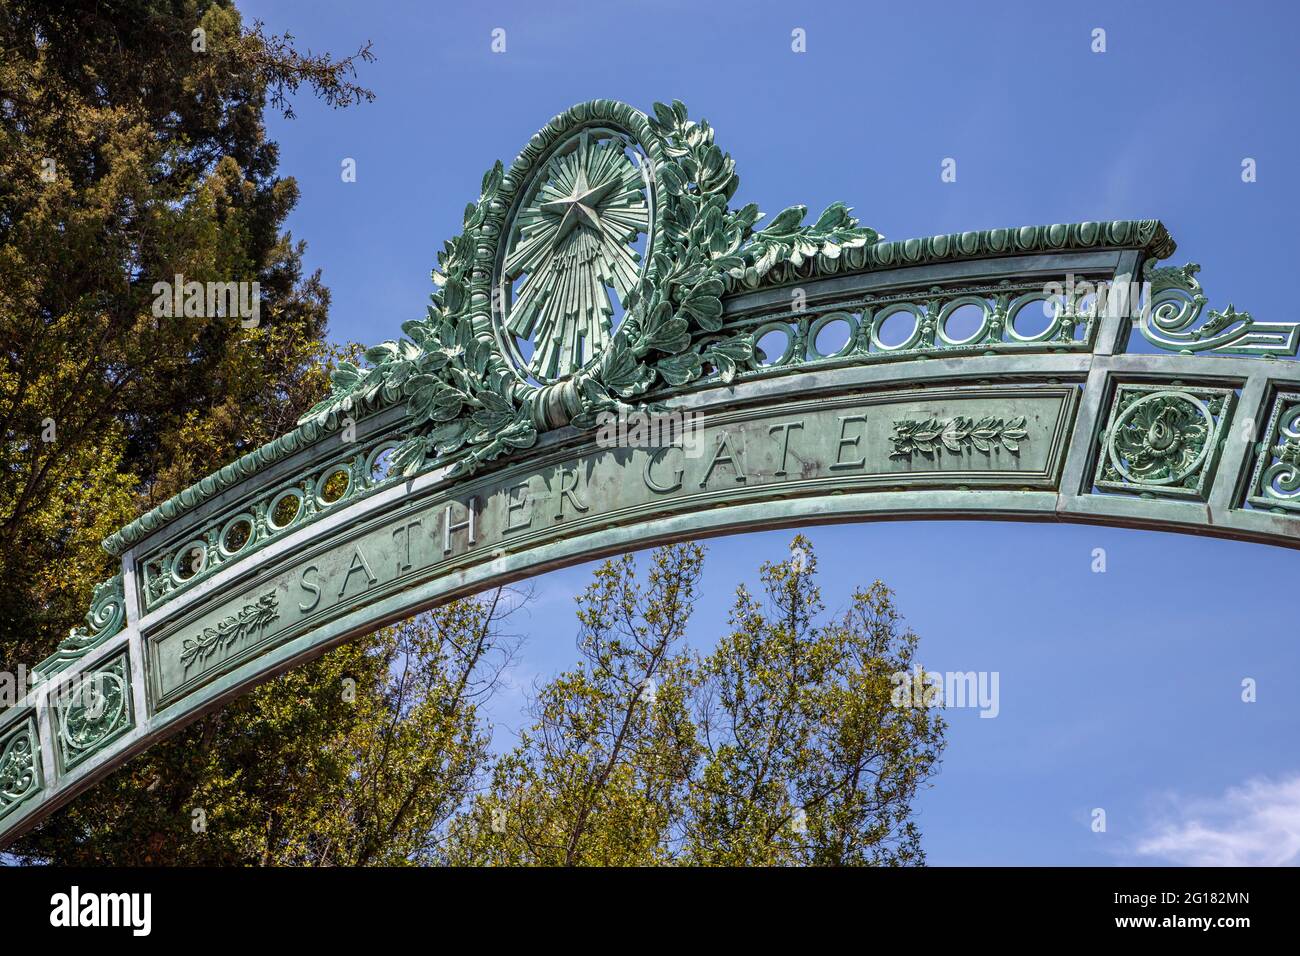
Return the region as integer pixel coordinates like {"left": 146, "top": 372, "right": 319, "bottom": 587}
{"left": 0, "top": 0, "right": 373, "bottom": 667}
{"left": 442, "top": 547, "right": 701, "bottom": 865}
{"left": 0, "top": 0, "right": 381, "bottom": 861}
{"left": 443, "top": 537, "right": 946, "bottom": 866}
{"left": 684, "top": 538, "right": 945, "bottom": 865}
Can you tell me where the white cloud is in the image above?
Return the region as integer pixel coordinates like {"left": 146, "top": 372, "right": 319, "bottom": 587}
{"left": 1134, "top": 774, "right": 1300, "bottom": 866}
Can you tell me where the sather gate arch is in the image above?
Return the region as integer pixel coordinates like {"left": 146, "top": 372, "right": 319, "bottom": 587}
{"left": 4, "top": 99, "right": 1299, "bottom": 844}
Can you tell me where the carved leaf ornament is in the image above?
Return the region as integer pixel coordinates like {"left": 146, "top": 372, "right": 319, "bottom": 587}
{"left": 295, "top": 100, "right": 883, "bottom": 480}
{"left": 890, "top": 416, "right": 1029, "bottom": 459}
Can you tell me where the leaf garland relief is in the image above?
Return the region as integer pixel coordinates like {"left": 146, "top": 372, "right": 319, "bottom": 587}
{"left": 180, "top": 592, "right": 281, "bottom": 670}
{"left": 297, "top": 101, "right": 882, "bottom": 481}
{"left": 890, "top": 416, "right": 1029, "bottom": 460}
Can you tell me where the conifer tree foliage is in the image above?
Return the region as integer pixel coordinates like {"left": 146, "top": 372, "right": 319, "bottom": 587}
{"left": 0, "top": 0, "right": 373, "bottom": 668}
{"left": 0, "top": 0, "right": 379, "bottom": 861}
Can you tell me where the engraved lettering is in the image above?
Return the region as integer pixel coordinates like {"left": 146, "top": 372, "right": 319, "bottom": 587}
{"left": 769, "top": 420, "right": 805, "bottom": 477}
{"left": 392, "top": 518, "right": 423, "bottom": 573}
{"left": 337, "top": 545, "right": 378, "bottom": 597}
{"left": 504, "top": 483, "right": 532, "bottom": 534}
{"left": 644, "top": 446, "right": 684, "bottom": 493}
{"left": 444, "top": 497, "right": 478, "bottom": 554}
{"left": 554, "top": 468, "right": 589, "bottom": 520}
{"left": 831, "top": 414, "right": 868, "bottom": 470}
{"left": 298, "top": 564, "right": 322, "bottom": 613}
{"left": 699, "top": 431, "right": 746, "bottom": 487}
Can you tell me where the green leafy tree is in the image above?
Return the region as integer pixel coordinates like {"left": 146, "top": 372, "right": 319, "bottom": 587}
{"left": 683, "top": 537, "right": 944, "bottom": 865}
{"left": 444, "top": 538, "right": 945, "bottom": 866}
{"left": 443, "top": 547, "right": 701, "bottom": 865}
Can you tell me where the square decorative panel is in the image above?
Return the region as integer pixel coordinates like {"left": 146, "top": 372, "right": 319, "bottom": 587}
{"left": 0, "top": 715, "right": 42, "bottom": 822}
{"left": 1245, "top": 391, "right": 1300, "bottom": 514}
{"left": 1094, "top": 383, "right": 1234, "bottom": 501}
{"left": 52, "top": 651, "right": 134, "bottom": 774}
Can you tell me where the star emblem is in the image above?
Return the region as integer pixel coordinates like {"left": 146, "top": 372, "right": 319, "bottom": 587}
{"left": 539, "top": 169, "right": 620, "bottom": 248}
{"left": 498, "top": 131, "right": 651, "bottom": 381}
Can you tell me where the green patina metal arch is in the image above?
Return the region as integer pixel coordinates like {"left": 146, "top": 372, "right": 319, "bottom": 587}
{"left": 4, "top": 99, "right": 1300, "bottom": 845}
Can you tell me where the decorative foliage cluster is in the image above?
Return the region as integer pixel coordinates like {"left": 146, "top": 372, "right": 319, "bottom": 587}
{"left": 300, "top": 100, "right": 883, "bottom": 478}
{"left": 54, "top": 575, "right": 126, "bottom": 657}
{"left": 58, "top": 660, "right": 130, "bottom": 762}
{"left": 1100, "top": 392, "right": 1217, "bottom": 487}
{"left": 1248, "top": 394, "right": 1300, "bottom": 511}
{"left": 180, "top": 592, "right": 281, "bottom": 669}
{"left": 574, "top": 101, "right": 881, "bottom": 426}
{"left": 570, "top": 102, "right": 756, "bottom": 423}
{"left": 1094, "top": 385, "right": 1233, "bottom": 501}
{"left": 890, "top": 416, "right": 1028, "bottom": 459}
{"left": 1141, "top": 260, "right": 1298, "bottom": 356}
{"left": 738, "top": 201, "right": 880, "bottom": 284}
{"left": 297, "top": 161, "right": 537, "bottom": 478}
{"left": 0, "top": 727, "right": 37, "bottom": 812}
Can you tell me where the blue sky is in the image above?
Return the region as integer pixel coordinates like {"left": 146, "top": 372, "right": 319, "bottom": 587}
{"left": 244, "top": 0, "right": 1300, "bottom": 865}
